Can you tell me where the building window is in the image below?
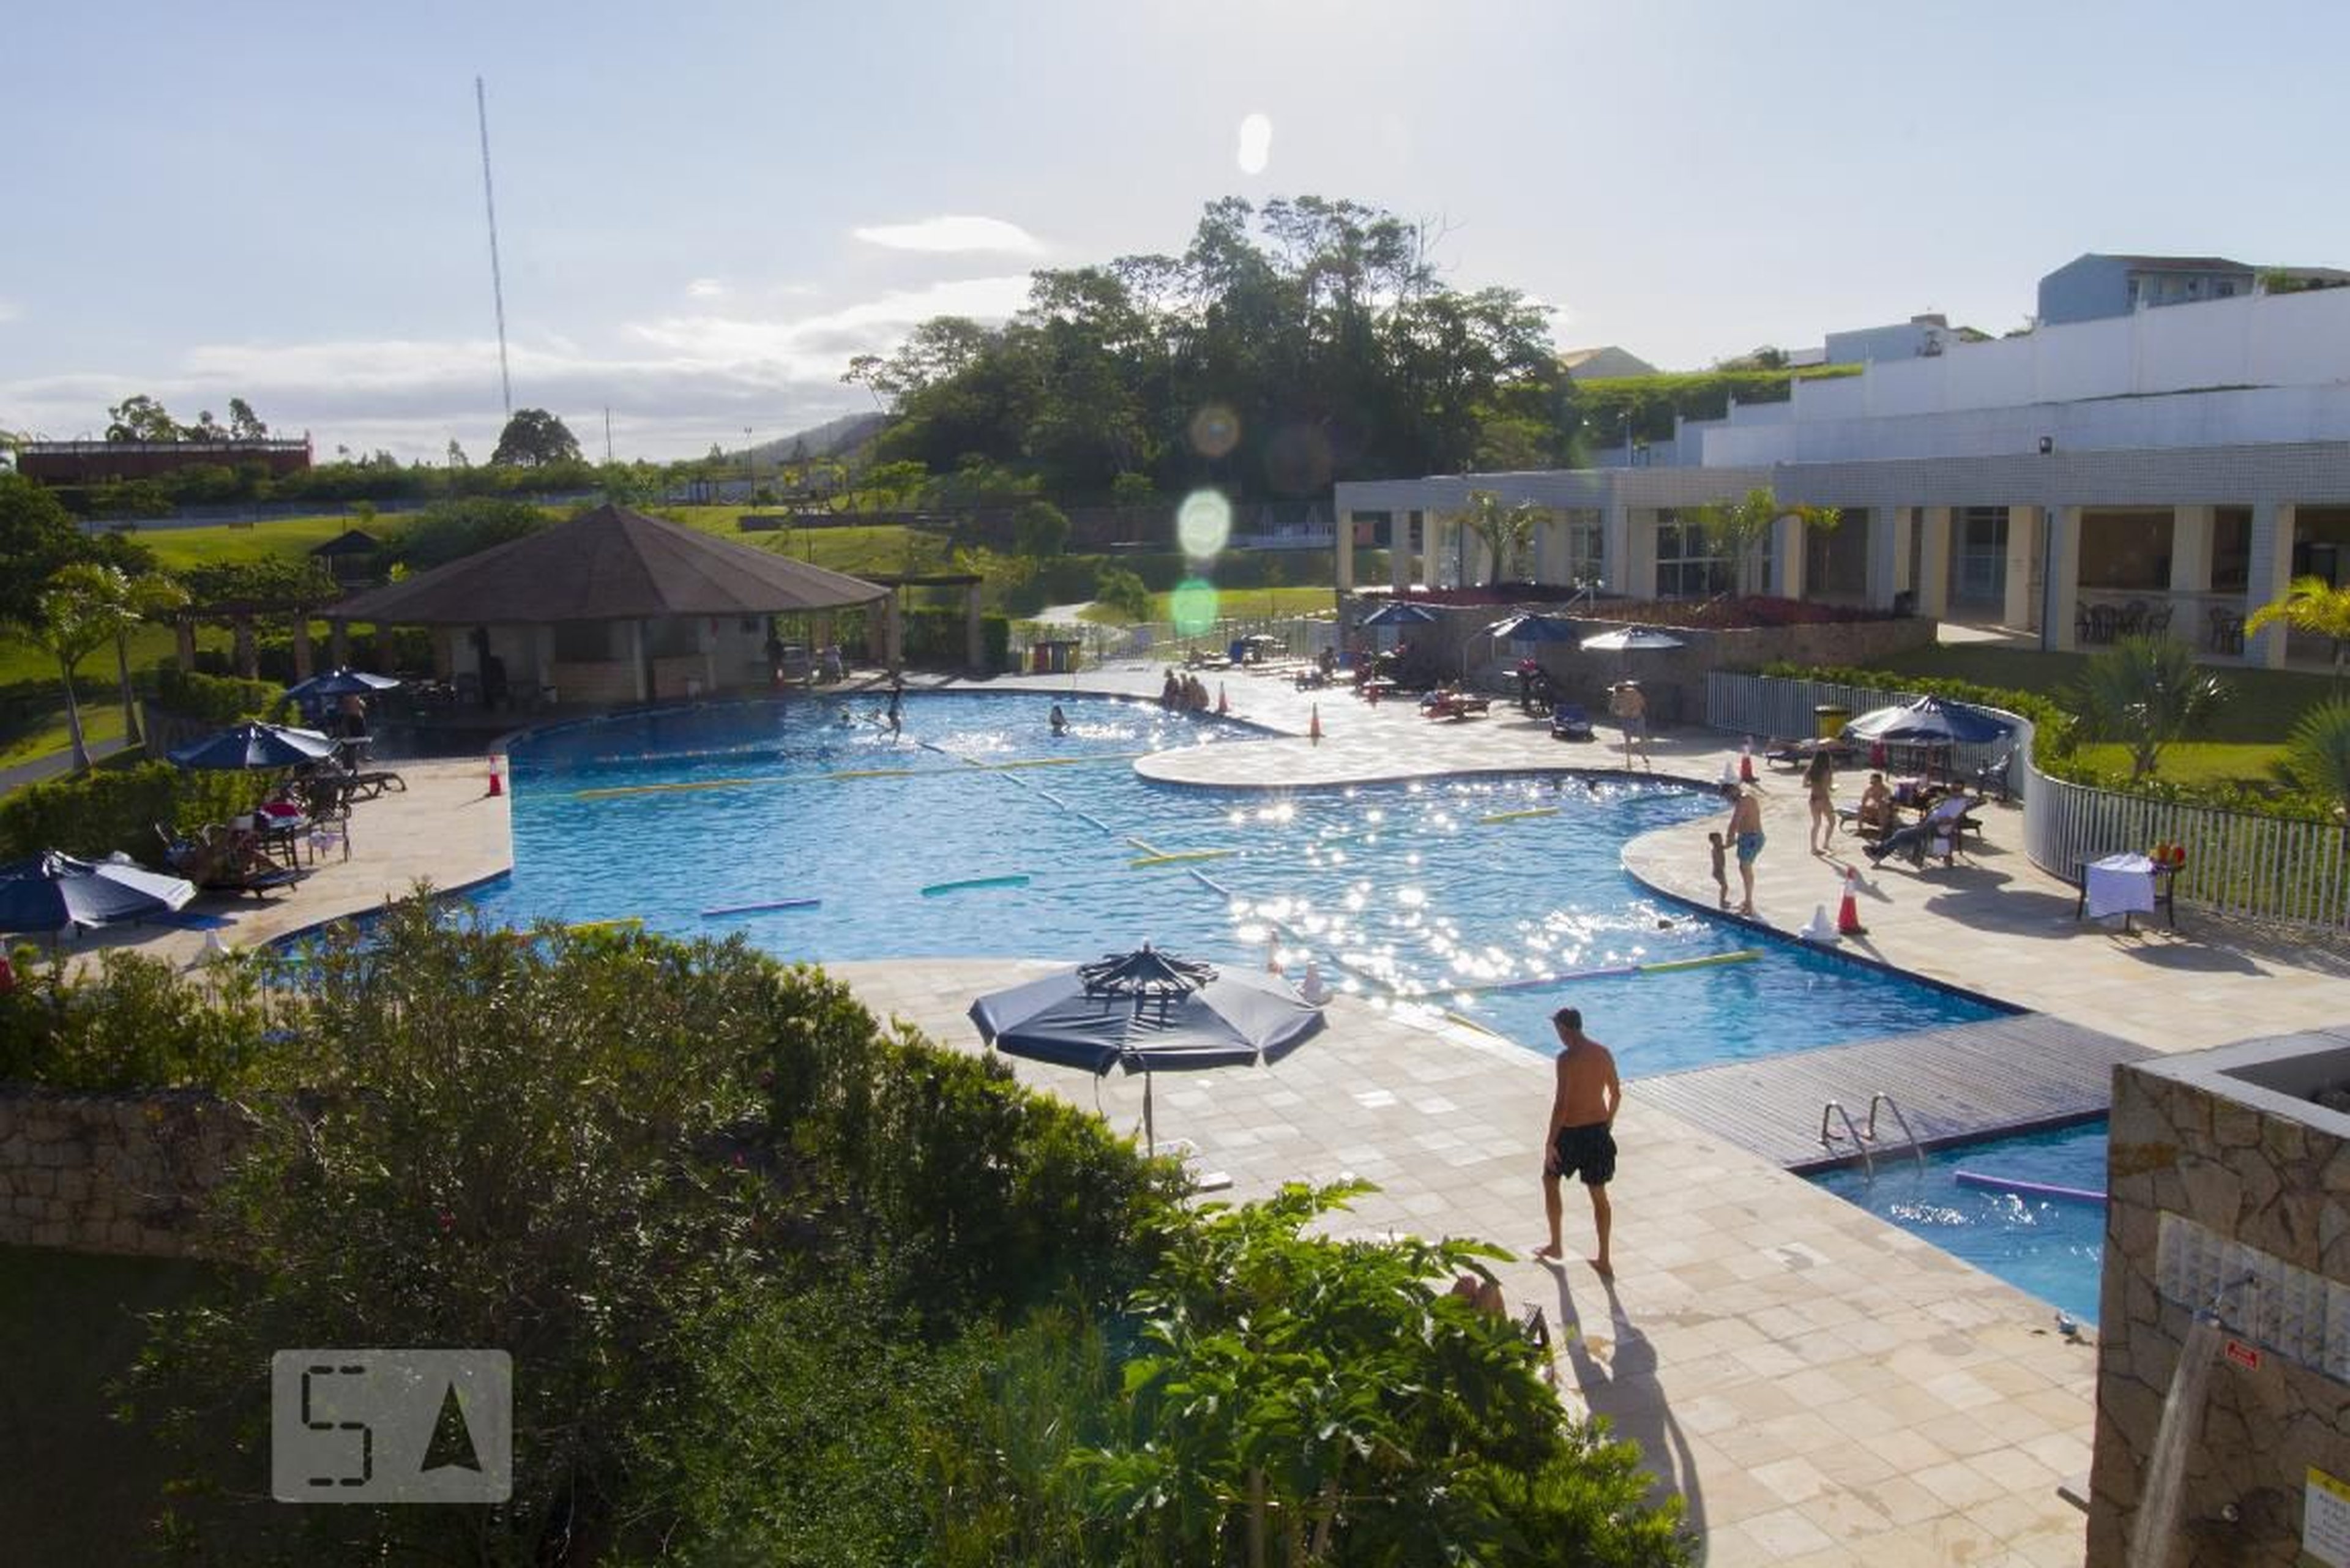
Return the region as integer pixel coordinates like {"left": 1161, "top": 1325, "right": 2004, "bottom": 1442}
{"left": 1653, "top": 512, "right": 1734, "bottom": 599}
{"left": 1956, "top": 507, "right": 2007, "bottom": 603}
{"left": 1561, "top": 509, "right": 1603, "bottom": 585}
{"left": 2217, "top": 282, "right": 2236, "bottom": 299}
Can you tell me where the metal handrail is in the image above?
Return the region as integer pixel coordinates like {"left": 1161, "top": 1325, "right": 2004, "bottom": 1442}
{"left": 1865, "top": 1092, "right": 1927, "bottom": 1171}
{"left": 1819, "top": 1099, "right": 1874, "bottom": 1179}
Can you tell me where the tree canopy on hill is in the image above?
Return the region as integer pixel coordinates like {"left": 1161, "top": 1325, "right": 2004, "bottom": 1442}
{"left": 1574, "top": 366, "right": 1862, "bottom": 447}
{"left": 844, "top": 195, "right": 1578, "bottom": 501}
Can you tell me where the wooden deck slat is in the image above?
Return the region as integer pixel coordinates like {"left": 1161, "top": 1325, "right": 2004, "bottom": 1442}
{"left": 1633, "top": 1015, "right": 2151, "bottom": 1171}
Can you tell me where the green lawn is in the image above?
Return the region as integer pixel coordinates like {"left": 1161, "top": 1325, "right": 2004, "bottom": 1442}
{"left": 0, "top": 1247, "right": 218, "bottom": 1562}
{"left": 1077, "top": 584, "right": 1338, "bottom": 625}
{"left": 134, "top": 515, "right": 351, "bottom": 572}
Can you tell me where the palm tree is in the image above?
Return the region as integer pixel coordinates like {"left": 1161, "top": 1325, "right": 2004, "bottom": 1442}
{"left": 2244, "top": 575, "right": 2350, "bottom": 696}
{"left": 2278, "top": 700, "right": 2350, "bottom": 822}
{"left": 8, "top": 563, "right": 135, "bottom": 773}
{"left": 1688, "top": 487, "right": 1840, "bottom": 597}
{"left": 1449, "top": 490, "right": 1547, "bottom": 587}
{"left": 2071, "top": 635, "right": 2231, "bottom": 780}
{"left": 108, "top": 572, "right": 191, "bottom": 748}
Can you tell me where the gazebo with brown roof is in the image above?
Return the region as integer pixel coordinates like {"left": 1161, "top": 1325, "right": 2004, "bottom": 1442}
{"left": 330, "top": 503, "right": 894, "bottom": 706}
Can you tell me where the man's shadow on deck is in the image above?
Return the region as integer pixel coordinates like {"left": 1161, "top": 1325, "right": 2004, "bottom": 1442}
{"left": 1544, "top": 1264, "right": 1704, "bottom": 1549}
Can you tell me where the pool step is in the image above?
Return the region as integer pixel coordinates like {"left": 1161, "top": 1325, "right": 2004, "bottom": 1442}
{"left": 1636, "top": 1014, "right": 2152, "bottom": 1171}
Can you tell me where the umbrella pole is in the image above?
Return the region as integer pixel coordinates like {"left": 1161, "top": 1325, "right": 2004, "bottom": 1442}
{"left": 1142, "top": 1063, "right": 1155, "bottom": 1154}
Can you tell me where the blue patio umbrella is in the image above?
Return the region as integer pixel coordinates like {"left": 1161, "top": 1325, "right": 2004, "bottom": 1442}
{"left": 284, "top": 667, "right": 401, "bottom": 704}
{"left": 1488, "top": 612, "right": 1581, "bottom": 644}
{"left": 1359, "top": 600, "right": 1439, "bottom": 629}
{"left": 1841, "top": 696, "right": 2010, "bottom": 747}
{"left": 970, "top": 944, "right": 1326, "bottom": 1149}
{"left": 0, "top": 851, "right": 196, "bottom": 936}
{"left": 168, "top": 722, "right": 341, "bottom": 771}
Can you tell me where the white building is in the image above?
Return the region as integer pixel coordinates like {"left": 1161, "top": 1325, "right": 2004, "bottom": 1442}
{"left": 1334, "top": 282, "right": 2350, "bottom": 668}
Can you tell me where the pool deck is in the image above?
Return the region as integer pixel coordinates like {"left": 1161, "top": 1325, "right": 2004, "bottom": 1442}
{"left": 76, "top": 664, "right": 2350, "bottom": 1567}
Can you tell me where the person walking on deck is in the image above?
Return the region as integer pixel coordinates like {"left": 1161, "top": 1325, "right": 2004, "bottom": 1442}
{"left": 1537, "top": 1006, "right": 1621, "bottom": 1277}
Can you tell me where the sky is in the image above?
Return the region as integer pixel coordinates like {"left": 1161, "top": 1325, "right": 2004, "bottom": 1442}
{"left": 4, "top": 0, "right": 2343, "bottom": 466}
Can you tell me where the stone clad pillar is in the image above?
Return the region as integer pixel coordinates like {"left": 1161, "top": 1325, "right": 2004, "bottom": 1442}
{"left": 2003, "top": 506, "right": 2040, "bottom": 632}
{"left": 2169, "top": 505, "right": 2214, "bottom": 595}
{"left": 1335, "top": 511, "right": 1357, "bottom": 593}
{"left": 1915, "top": 506, "right": 1952, "bottom": 618}
{"left": 1867, "top": 506, "right": 1911, "bottom": 610}
{"left": 1770, "top": 512, "right": 1807, "bottom": 599}
{"left": 1603, "top": 499, "right": 1632, "bottom": 597}
{"left": 2040, "top": 505, "right": 2083, "bottom": 652}
{"left": 1420, "top": 512, "right": 1445, "bottom": 591}
{"left": 289, "top": 618, "right": 314, "bottom": 681}
{"left": 2244, "top": 501, "right": 2298, "bottom": 669}
{"left": 1390, "top": 513, "right": 1414, "bottom": 595}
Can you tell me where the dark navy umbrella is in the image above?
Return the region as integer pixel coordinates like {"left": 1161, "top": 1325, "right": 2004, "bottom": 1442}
{"left": 1360, "top": 600, "right": 1439, "bottom": 629}
{"left": 1842, "top": 696, "right": 2010, "bottom": 746}
{"left": 1488, "top": 613, "right": 1581, "bottom": 644}
{"left": 284, "top": 667, "right": 401, "bottom": 704}
{"left": 970, "top": 945, "right": 1326, "bottom": 1149}
{"left": 168, "top": 722, "right": 341, "bottom": 771}
{"left": 0, "top": 851, "right": 196, "bottom": 936}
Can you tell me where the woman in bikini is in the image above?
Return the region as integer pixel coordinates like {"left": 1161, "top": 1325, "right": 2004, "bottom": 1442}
{"left": 1805, "top": 747, "right": 1838, "bottom": 854}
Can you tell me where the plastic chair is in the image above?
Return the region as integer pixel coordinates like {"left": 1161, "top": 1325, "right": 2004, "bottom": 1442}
{"left": 1550, "top": 702, "right": 1595, "bottom": 742}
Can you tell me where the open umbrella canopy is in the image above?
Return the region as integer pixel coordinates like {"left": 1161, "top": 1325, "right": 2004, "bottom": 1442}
{"left": 969, "top": 945, "right": 1326, "bottom": 1075}
{"left": 284, "top": 667, "right": 401, "bottom": 704}
{"left": 0, "top": 851, "right": 196, "bottom": 935}
{"left": 1359, "top": 600, "right": 1439, "bottom": 629}
{"left": 168, "top": 722, "right": 341, "bottom": 771}
{"left": 1842, "top": 695, "right": 2010, "bottom": 746}
{"left": 1488, "top": 612, "right": 1581, "bottom": 643}
{"left": 1578, "top": 626, "right": 1686, "bottom": 652}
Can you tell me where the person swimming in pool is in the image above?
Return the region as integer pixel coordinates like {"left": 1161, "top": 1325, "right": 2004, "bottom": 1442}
{"left": 1723, "top": 782, "right": 1764, "bottom": 916}
{"left": 1049, "top": 703, "right": 1069, "bottom": 734}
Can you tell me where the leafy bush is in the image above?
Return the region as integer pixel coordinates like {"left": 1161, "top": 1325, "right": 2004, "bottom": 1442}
{"left": 1012, "top": 499, "right": 1071, "bottom": 558}
{"left": 0, "top": 947, "right": 272, "bottom": 1089}
{"left": 381, "top": 496, "right": 553, "bottom": 573}
{"left": 0, "top": 760, "right": 250, "bottom": 862}
{"left": 901, "top": 607, "right": 1011, "bottom": 672}
{"left": 1760, "top": 660, "right": 2075, "bottom": 755}
{"left": 154, "top": 666, "right": 278, "bottom": 725}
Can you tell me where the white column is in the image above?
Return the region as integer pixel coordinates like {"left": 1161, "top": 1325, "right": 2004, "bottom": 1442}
{"left": 1421, "top": 512, "right": 1445, "bottom": 591}
{"left": 1866, "top": 507, "right": 1906, "bottom": 609}
{"left": 1770, "top": 512, "right": 1807, "bottom": 599}
{"left": 1622, "top": 509, "right": 1655, "bottom": 600}
{"left": 1532, "top": 510, "right": 1559, "bottom": 586}
{"left": 1602, "top": 499, "right": 1632, "bottom": 598}
{"left": 1335, "top": 510, "right": 1356, "bottom": 592}
{"left": 2003, "top": 506, "right": 2040, "bottom": 632}
{"left": 2245, "top": 501, "right": 2298, "bottom": 669}
{"left": 2040, "top": 505, "right": 2083, "bottom": 653}
{"left": 2169, "top": 505, "right": 2214, "bottom": 594}
{"left": 629, "top": 619, "right": 649, "bottom": 702}
{"left": 1915, "top": 506, "right": 1952, "bottom": 618}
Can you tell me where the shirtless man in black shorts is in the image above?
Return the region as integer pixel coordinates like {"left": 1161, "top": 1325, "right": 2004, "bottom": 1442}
{"left": 1536, "top": 1006, "right": 1622, "bottom": 1276}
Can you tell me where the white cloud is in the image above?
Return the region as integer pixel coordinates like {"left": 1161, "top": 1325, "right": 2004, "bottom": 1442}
{"left": 685, "top": 277, "right": 727, "bottom": 299}
{"left": 0, "top": 297, "right": 19, "bottom": 324}
{"left": 852, "top": 215, "right": 1045, "bottom": 256}
{"left": 0, "top": 273, "right": 1038, "bottom": 462}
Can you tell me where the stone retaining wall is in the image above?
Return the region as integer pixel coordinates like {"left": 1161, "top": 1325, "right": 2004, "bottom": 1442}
{"left": 0, "top": 1088, "right": 250, "bottom": 1257}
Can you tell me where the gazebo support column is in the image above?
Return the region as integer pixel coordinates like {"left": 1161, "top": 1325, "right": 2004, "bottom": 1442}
{"left": 329, "top": 619, "right": 350, "bottom": 668}
{"left": 630, "top": 619, "right": 650, "bottom": 703}
{"left": 290, "top": 616, "right": 315, "bottom": 681}
{"left": 232, "top": 615, "right": 256, "bottom": 679}
{"left": 174, "top": 616, "right": 196, "bottom": 673}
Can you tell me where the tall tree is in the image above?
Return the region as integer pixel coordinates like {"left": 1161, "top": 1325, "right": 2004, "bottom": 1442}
{"left": 105, "top": 394, "right": 182, "bottom": 442}
{"left": 489, "top": 408, "right": 584, "bottom": 467}
{"left": 226, "top": 397, "right": 269, "bottom": 440}
{"left": 0, "top": 474, "right": 93, "bottom": 625}
{"left": 108, "top": 572, "right": 190, "bottom": 747}
{"left": 2245, "top": 574, "right": 2350, "bottom": 698}
{"left": 1449, "top": 490, "right": 1548, "bottom": 586}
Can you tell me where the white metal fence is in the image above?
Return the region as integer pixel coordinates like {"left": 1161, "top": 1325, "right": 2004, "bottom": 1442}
{"left": 1709, "top": 671, "right": 2350, "bottom": 929}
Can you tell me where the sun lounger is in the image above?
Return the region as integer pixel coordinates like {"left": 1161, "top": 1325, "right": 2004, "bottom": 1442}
{"left": 1550, "top": 702, "right": 1595, "bottom": 741}
{"left": 1420, "top": 692, "right": 1492, "bottom": 721}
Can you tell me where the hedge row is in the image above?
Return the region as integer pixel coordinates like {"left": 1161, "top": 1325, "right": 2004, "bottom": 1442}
{"left": 0, "top": 761, "right": 253, "bottom": 863}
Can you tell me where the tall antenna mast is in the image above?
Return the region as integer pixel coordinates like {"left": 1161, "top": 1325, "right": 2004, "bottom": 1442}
{"left": 476, "top": 76, "right": 513, "bottom": 417}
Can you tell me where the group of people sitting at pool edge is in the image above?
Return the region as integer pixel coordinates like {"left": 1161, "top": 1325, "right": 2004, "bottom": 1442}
{"left": 1159, "top": 668, "right": 1216, "bottom": 712}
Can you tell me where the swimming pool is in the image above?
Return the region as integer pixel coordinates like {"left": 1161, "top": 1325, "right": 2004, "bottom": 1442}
{"left": 1808, "top": 1119, "right": 2109, "bottom": 1324}
{"left": 470, "top": 693, "right": 2004, "bottom": 1073}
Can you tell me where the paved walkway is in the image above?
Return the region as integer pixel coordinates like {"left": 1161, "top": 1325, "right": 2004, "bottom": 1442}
{"left": 58, "top": 659, "right": 2350, "bottom": 1567}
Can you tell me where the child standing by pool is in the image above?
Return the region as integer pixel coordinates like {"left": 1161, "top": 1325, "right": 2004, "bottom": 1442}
{"left": 1706, "top": 831, "right": 1729, "bottom": 908}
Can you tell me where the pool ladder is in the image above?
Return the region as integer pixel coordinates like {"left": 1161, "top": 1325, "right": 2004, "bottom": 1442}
{"left": 1818, "top": 1092, "right": 1926, "bottom": 1179}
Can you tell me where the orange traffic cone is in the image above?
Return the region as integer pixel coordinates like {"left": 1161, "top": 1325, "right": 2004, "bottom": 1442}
{"left": 1309, "top": 703, "right": 1322, "bottom": 745}
{"left": 1217, "top": 682, "right": 1229, "bottom": 716}
{"left": 1739, "top": 737, "right": 1756, "bottom": 783}
{"left": 1837, "top": 868, "right": 1867, "bottom": 936}
{"left": 487, "top": 760, "right": 505, "bottom": 798}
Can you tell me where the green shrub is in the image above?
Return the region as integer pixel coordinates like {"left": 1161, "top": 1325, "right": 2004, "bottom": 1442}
{"left": 0, "top": 947, "right": 272, "bottom": 1090}
{"left": 154, "top": 666, "right": 279, "bottom": 725}
{"left": 1761, "top": 660, "right": 2076, "bottom": 756}
{"left": 902, "top": 607, "right": 1010, "bottom": 672}
{"left": 0, "top": 761, "right": 249, "bottom": 862}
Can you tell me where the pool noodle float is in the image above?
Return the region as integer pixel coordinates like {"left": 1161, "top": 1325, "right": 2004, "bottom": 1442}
{"left": 920, "top": 875, "right": 1032, "bottom": 897}
{"left": 1186, "top": 867, "right": 1233, "bottom": 899}
{"left": 1448, "top": 949, "right": 1761, "bottom": 995}
{"left": 567, "top": 917, "right": 644, "bottom": 932}
{"left": 1130, "top": 849, "right": 1236, "bottom": 867}
{"left": 1125, "top": 835, "right": 1165, "bottom": 857}
{"left": 1478, "top": 807, "right": 1560, "bottom": 823}
{"left": 1074, "top": 810, "right": 1114, "bottom": 834}
{"left": 700, "top": 898, "right": 822, "bottom": 917}
{"left": 1953, "top": 1171, "right": 2106, "bottom": 1204}
{"left": 1636, "top": 949, "right": 1761, "bottom": 975}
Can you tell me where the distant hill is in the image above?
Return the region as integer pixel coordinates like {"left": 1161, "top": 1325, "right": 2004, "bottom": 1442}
{"left": 746, "top": 411, "right": 888, "bottom": 463}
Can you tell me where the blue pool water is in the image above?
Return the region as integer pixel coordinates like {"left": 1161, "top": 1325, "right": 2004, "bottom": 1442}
{"left": 463, "top": 693, "right": 2004, "bottom": 1073}
{"left": 1809, "top": 1119, "right": 2109, "bottom": 1324}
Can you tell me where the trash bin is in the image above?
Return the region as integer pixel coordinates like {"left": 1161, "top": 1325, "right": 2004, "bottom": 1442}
{"left": 1815, "top": 704, "right": 1851, "bottom": 739}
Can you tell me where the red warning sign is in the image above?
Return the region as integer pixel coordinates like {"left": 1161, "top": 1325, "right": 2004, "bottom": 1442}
{"left": 2225, "top": 1338, "right": 2262, "bottom": 1372}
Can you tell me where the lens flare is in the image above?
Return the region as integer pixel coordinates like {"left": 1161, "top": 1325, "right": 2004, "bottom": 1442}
{"left": 1187, "top": 405, "right": 1240, "bottom": 459}
{"left": 1170, "top": 577, "right": 1221, "bottom": 635}
{"left": 1237, "top": 112, "right": 1272, "bottom": 174}
{"left": 1176, "top": 490, "right": 1233, "bottom": 558}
